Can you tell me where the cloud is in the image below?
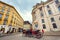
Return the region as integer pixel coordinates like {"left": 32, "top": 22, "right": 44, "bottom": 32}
{"left": 20, "top": 10, "right": 32, "bottom": 23}
{"left": 0, "top": 0, "right": 47, "bottom": 23}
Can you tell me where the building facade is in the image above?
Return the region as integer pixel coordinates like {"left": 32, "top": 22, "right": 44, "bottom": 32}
{"left": 0, "top": 1, "right": 24, "bottom": 33}
{"left": 23, "top": 21, "right": 32, "bottom": 30}
{"left": 32, "top": 0, "right": 60, "bottom": 32}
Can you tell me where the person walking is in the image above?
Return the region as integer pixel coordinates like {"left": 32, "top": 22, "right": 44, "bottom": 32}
{"left": 42, "top": 29, "right": 44, "bottom": 34}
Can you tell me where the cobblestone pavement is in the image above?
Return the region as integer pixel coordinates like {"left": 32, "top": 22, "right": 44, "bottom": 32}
{"left": 0, "top": 33, "right": 60, "bottom": 40}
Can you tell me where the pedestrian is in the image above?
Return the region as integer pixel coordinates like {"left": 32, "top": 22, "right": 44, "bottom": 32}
{"left": 0, "top": 30, "right": 1, "bottom": 35}
{"left": 42, "top": 29, "right": 44, "bottom": 34}
{"left": 0, "top": 29, "right": 3, "bottom": 36}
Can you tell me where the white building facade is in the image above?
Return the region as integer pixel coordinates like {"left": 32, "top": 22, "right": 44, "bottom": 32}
{"left": 32, "top": 0, "right": 60, "bottom": 32}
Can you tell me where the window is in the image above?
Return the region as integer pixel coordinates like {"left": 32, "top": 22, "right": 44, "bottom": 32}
{"left": 47, "top": 5, "right": 50, "bottom": 8}
{"left": 11, "top": 20, "right": 12, "bottom": 23}
{"left": 1, "top": 5, "right": 6, "bottom": 12}
{"left": 0, "top": 14, "right": 2, "bottom": 18}
{"left": 51, "top": 18, "right": 55, "bottom": 22}
{"left": 55, "top": 0, "right": 59, "bottom": 4}
{"left": 39, "top": 7, "right": 42, "bottom": 11}
{"left": 3, "top": 20, "right": 7, "bottom": 25}
{"left": 8, "top": 8, "right": 10, "bottom": 12}
{"left": 0, "top": 7, "right": 4, "bottom": 12}
{"left": 35, "top": 24, "right": 38, "bottom": 28}
{"left": 5, "top": 16, "right": 8, "bottom": 19}
{"left": 4, "top": 16, "right": 8, "bottom": 21}
{"left": 34, "top": 14, "right": 36, "bottom": 20}
{"left": 12, "top": 16, "right": 14, "bottom": 18}
{"left": 48, "top": 10, "right": 52, "bottom": 14}
{"left": 9, "top": 24, "right": 12, "bottom": 26}
{"left": 42, "top": 19, "right": 45, "bottom": 23}
{"left": 14, "top": 21, "right": 15, "bottom": 24}
{"left": 1, "top": 9, "right": 4, "bottom": 12}
{"left": 40, "top": 12, "right": 44, "bottom": 17}
{"left": 52, "top": 23, "right": 57, "bottom": 28}
{"left": 7, "top": 8, "right": 10, "bottom": 14}
{"left": 43, "top": 24, "right": 46, "bottom": 29}
{"left": 7, "top": 11, "right": 9, "bottom": 14}
{"left": 59, "top": 17, "right": 60, "bottom": 20}
{"left": 58, "top": 6, "right": 60, "bottom": 11}
{"left": 0, "top": 7, "right": 2, "bottom": 12}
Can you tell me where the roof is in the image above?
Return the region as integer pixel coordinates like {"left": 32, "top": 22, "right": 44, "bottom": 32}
{"left": 32, "top": 0, "right": 53, "bottom": 12}
{"left": 24, "top": 21, "right": 31, "bottom": 25}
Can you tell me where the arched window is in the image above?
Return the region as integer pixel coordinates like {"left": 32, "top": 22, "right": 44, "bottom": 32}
{"left": 48, "top": 10, "right": 52, "bottom": 15}
{"left": 0, "top": 5, "right": 6, "bottom": 12}
{"left": 39, "top": 7, "right": 42, "bottom": 11}
{"left": 0, "top": 14, "right": 2, "bottom": 18}
{"left": 43, "top": 24, "right": 46, "bottom": 29}
{"left": 52, "top": 23, "right": 57, "bottom": 28}
{"left": 0, "top": 14, "right": 2, "bottom": 20}
{"left": 58, "top": 6, "right": 60, "bottom": 11}
{"left": 47, "top": 5, "right": 50, "bottom": 8}
{"left": 59, "top": 17, "right": 60, "bottom": 20}
{"left": 35, "top": 24, "right": 38, "bottom": 28}
{"left": 51, "top": 17, "right": 55, "bottom": 22}
{"left": 42, "top": 19, "right": 45, "bottom": 23}
{"left": 40, "top": 12, "right": 44, "bottom": 17}
{"left": 55, "top": 0, "right": 59, "bottom": 4}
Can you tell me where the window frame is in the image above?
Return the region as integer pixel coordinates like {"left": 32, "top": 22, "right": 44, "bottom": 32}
{"left": 58, "top": 6, "right": 60, "bottom": 11}
{"left": 42, "top": 19, "right": 45, "bottom": 23}
{"left": 40, "top": 12, "right": 44, "bottom": 17}
{"left": 52, "top": 23, "right": 57, "bottom": 28}
{"left": 55, "top": 0, "right": 59, "bottom": 4}
{"left": 47, "top": 5, "right": 50, "bottom": 8}
{"left": 35, "top": 24, "right": 38, "bottom": 28}
{"left": 51, "top": 17, "right": 55, "bottom": 22}
{"left": 1, "top": 5, "right": 6, "bottom": 12}
{"left": 39, "top": 7, "right": 42, "bottom": 11}
{"left": 7, "top": 8, "right": 10, "bottom": 14}
{"left": 48, "top": 10, "right": 52, "bottom": 15}
{"left": 59, "top": 17, "right": 60, "bottom": 20}
{"left": 3, "top": 20, "right": 7, "bottom": 25}
{"left": 0, "top": 14, "right": 2, "bottom": 18}
{"left": 43, "top": 24, "right": 46, "bottom": 29}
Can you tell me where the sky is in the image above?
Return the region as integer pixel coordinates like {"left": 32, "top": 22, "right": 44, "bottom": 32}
{"left": 0, "top": 0, "right": 47, "bottom": 23}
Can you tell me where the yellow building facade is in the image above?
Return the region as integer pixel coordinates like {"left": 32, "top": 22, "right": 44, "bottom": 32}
{"left": 0, "top": 1, "right": 24, "bottom": 33}
{"left": 32, "top": 0, "right": 60, "bottom": 32}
